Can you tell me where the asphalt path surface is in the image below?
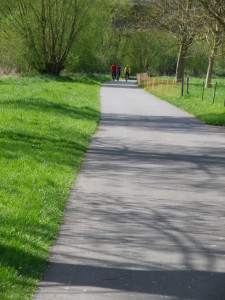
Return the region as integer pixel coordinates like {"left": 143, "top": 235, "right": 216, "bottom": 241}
{"left": 35, "top": 80, "right": 225, "bottom": 300}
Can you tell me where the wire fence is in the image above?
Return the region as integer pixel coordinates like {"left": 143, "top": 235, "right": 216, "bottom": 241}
{"left": 137, "top": 73, "right": 225, "bottom": 106}
{"left": 137, "top": 73, "right": 182, "bottom": 98}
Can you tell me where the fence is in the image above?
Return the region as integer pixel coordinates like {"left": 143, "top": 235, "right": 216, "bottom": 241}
{"left": 137, "top": 73, "right": 182, "bottom": 98}
{"left": 137, "top": 73, "right": 223, "bottom": 105}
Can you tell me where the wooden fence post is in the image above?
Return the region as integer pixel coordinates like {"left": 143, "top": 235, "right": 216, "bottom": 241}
{"left": 186, "top": 76, "right": 189, "bottom": 94}
{"left": 213, "top": 81, "right": 217, "bottom": 104}
{"left": 202, "top": 81, "right": 204, "bottom": 101}
{"left": 181, "top": 77, "right": 184, "bottom": 97}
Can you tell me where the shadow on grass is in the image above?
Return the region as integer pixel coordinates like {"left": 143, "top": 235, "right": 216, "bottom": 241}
{"left": 0, "top": 242, "right": 47, "bottom": 282}
{"left": 0, "top": 74, "right": 110, "bottom": 86}
{"left": 0, "top": 74, "right": 104, "bottom": 297}
{"left": 1, "top": 97, "right": 99, "bottom": 120}
{"left": 0, "top": 128, "right": 90, "bottom": 169}
{"left": 0, "top": 97, "right": 100, "bottom": 168}
{"left": 0, "top": 132, "right": 91, "bottom": 292}
{"left": 41, "top": 74, "right": 111, "bottom": 85}
{"left": 54, "top": 74, "right": 110, "bottom": 84}
{"left": 197, "top": 112, "right": 225, "bottom": 126}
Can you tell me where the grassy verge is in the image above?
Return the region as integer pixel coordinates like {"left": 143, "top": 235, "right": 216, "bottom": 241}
{"left": 142, "top": 76, "right": 225, "bottom": 126}
{"left": 0, "top": 74, "right": 108, "bottom": 299}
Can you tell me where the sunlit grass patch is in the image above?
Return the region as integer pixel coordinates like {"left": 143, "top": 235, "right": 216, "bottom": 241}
{"left": 0, "top": 74, "right": 106, "bottom": 299}
{"left": 142, "top": 76, "right": 225, "bottom": 126}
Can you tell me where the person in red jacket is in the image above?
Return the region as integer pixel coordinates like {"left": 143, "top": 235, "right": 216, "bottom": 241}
{"left": 110, "top": 63, "right": 117, "bottom": 80}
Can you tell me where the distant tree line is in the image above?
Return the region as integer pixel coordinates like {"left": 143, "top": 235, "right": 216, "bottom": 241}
{"left": 0, "top": 0, "right": 224, "bottom": 87}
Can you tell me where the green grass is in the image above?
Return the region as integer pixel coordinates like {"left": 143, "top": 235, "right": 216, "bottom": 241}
{"left": 143, "top": 76, "right": 225, "bottom": 126}
{"left": 0, "top": 74, "right": 109, "bottom": 299}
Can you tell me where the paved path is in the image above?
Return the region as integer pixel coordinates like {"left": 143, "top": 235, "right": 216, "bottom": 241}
{"left": 35, "top": 80, "right": 225, "bottom": 300}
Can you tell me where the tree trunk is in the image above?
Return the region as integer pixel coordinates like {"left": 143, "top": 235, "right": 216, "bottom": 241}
{"left": 175, "top": 42, "right": 187, "bottom": 82}
{"left": 205, "top": 35, "right": 219, "bottom": 88}
{"left": 205, "top": 55, "right": 214, "bottom": 88}
{"left": 40, "top": 62, "right": 63, "bottom": 76}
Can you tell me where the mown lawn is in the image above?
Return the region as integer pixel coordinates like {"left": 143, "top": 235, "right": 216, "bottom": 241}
{"left": 143, "top": 76, "right": 225, "bottom": 126}
{"left": 0, "top": 74, "right": 108, "bottom": 299}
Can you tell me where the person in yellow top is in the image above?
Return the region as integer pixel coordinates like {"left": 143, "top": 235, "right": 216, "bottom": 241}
{"left": 124, "top": 65, "right": 131, "bottom": 80}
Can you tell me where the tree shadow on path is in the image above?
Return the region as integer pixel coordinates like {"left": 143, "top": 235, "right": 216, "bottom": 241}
{"left": 39, "top": 262, "right": 225, "bottom": 300}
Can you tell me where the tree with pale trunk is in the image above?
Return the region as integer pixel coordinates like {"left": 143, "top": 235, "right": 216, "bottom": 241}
{"left": 197, "top": 0, "right": 225, "bottom": 87}
{"left": 128, "top": 0, "right": 202, "bottom": 82}
{"left": 204, "top": 20, "right": 225, "bottom": 88}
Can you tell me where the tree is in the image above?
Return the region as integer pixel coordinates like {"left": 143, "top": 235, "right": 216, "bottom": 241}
{"left": 204, "top": 20, "right": 225, "bottom": 87}
{"left": 116, "top": 29, "right": 178, "bottom": 75}
{"left": 66, "top": 0, "right": 126, "bottom": 73}
{"left": 185, "top": 41, "right": 208, "bottom": 76}
{"left": 0, "top": 1, "right": 22, "bottom": 73}
{"left": 198, "top": 0, "right": 225, "bottom": 87}
{"left": 2, "top": 0, "right": 93, "bottom": 75}
{"left": 127, "top": 0, "right": 202, "bottom": 81}
{"left": 198, "top": 0, "right": 225, "bottom": 30}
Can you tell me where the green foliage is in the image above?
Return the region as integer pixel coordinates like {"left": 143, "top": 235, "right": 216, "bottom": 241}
{"left": 66, "top": 0, "right": 126, "bottom": 74}
{"left": 1, "top": 0, "right": 94, "bottom": 75}
{"left": 114, "top": 30, "right": 177, "bottom": 75}
{"left": 214, "top": 54, "right": 225, "bottom": 77}
{"left": 0, "top": 34, "right": 30, "bottom": 74}
{"left": 0, "top": 0, "right": 224, "bottom": 77}
{"left": 185, "top": 41, "right": 209, "bottom": 76}
{"left": 0, "top": 74, "right": 105, "bottom": 299}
